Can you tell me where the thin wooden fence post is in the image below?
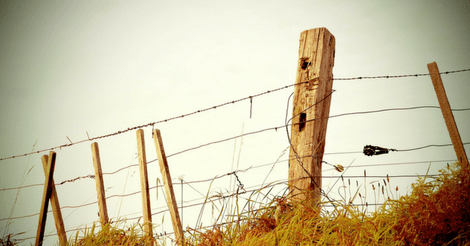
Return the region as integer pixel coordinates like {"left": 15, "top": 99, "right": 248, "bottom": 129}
{"left": 152, "top": 129, "right": 184, "bottom": 245}
{"left": 91, "top": 142, "right": 109, "bottom": 225}
{"left": 40, "top": 155, "right": 67, "bottom": 246}
{"left": 136, "top": 129, "right": 153, "bottom": 242}
{"left": 35, "top": 151, "right": 56, "bottom": 246}
{"left": 288, "top": 27, "right": 335, "bottom": 203}
{"left": 428, "top": 62, "right": 469, "bottom": 167}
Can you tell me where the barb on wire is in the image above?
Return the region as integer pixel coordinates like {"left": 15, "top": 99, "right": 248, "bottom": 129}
{"left": 59, "top": 174, "right": 95, "bottom": 185}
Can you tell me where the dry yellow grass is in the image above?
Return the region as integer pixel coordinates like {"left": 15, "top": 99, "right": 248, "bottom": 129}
{"left": 188, "top": 162, "right": 470, "bottom": 246}
{"left": 2, "top": 162, "right": 468, "bottom": 246}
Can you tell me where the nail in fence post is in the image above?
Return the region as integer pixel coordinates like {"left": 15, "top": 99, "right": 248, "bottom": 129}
{"left": 153, "top": 129, "right": 184, "bottom": 245}
{"left": 288, "top": 28, "right": 335, "bottom": 203}
{"left": 428, "top": 62, "right": 469, "bottom": 167}
{"left": 35, "top": 151, "right": 56, "bottom": 246}
{"left": 40, "top": 155, "right": 67, "bottom": 246}
{"left": 91, "top": 142, "right": 109, "bottom": 225}
{"left": 136, "top": 129, "right": 153, "bottom": 242}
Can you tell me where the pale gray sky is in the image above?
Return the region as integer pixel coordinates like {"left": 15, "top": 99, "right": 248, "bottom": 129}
{"left": 1, "top": 1, "right": 469, "bottom": 245}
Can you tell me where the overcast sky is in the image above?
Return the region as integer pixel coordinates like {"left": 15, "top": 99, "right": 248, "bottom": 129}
{"left": 1, "top": 1, "right": 469, "bottom": 245}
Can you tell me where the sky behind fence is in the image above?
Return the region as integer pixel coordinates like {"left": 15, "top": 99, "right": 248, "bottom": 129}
{"left": 1, "top": 1, "right": 469, "bottom": 245}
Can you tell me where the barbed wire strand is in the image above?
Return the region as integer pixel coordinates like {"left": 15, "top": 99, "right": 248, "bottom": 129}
{"left": 0, "top": 168, "right": 444, "bottom": 223}
{"left": 3, "top": 103, "right": 466, "bottom": 192}
{"left": 8, "top": 168, "right": 448, "bottom": 244}
{"left": 2, "top": 68, "right": 469, "bottom": 162}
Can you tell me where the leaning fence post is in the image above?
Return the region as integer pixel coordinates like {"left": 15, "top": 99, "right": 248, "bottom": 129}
{"left": 35, "top": 151, "right": 56, "bottom": 246}
{"left": 91, "top": 142, "right": 109, "bottom": 225}
{"left": 428, "top": 62, "right": 469, "bottom": 167}
{"left": 153, "top": 129, "right": 184, "bottom": 245}
{"left": 40, "top": 155, "right": 67, "bottom": 246}
{"left": 136, "top": 129, "right": 153, "bottom": 243}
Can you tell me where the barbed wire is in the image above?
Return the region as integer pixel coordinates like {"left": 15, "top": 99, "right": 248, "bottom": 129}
{"left": 0, "top": 167, "right": 444, "bottom": 223}
{"left": 5, "top": 168, "right": 449, "bottom": 245}
{"left": 2, "top": 67, "right": 469, "bottom": 162}
{"left": 333, "top": 68, "right": 470, "bottom": 80}
{"left": 0, "top": 126, "right": 467, "bottom": 193}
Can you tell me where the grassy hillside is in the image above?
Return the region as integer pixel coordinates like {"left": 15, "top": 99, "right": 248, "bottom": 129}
{"left": 188, "top": 163, "right": 469, "bottom": 246}
{"left": 2, "top": 162, "right": 468, "bottom": 246}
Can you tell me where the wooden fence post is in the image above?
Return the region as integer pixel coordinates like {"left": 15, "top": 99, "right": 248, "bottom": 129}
{"left": 136, "top": 129, "right": 153, "bottom": 242}
{"left": 91, "top": 142, "right": 109, "bottom": 225}
{"left": 288, "top": 27, "right": 335, "bottom": 203}
{"left": 428, "top": 62, "right": 469, "bottom": 167}
{"left": 152, "top": 129, "right": 184, "bottom": 245}
{"left": 40, "top": 155, "right": 67, "bottom": 246}
{"left": 35, "top": 151, "right": 56, "bottom": 246}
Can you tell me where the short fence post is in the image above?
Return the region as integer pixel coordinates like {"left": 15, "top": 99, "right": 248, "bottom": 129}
{"left": 428, "top": 62, "right": 469, "bottom": 167}
{"left": 136, "top": 129, "right": 153, "bottom": 243}
{"left": 153, "top": 129, "right": 184, "bottom": 245}
{"left": 40, "top": 155, "right": 67, "bottom": 246}
{"left": 91, "top": 142, "right": 109, "bottom": 225}
{"left": 288, "top": 27, "right": 335, "bottom": 203}
{"left": 35, "top": 151, "right": 57, "bottom": 246}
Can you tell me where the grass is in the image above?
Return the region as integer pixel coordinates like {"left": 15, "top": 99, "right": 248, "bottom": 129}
{"left": 68, "top": 219, "right": 157, "bottom": 246}
{"left": 187, "top": 162, "right": 470, "bottom": 245}
{"left": 2, "top": 162, "right": 468, "bottom": 245}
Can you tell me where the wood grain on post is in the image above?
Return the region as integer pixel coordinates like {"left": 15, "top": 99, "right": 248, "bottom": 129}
{"left": 136, "top": 129, "right": 153, "bottom": 241}
{"left": 428, "top": 62, "right": 469, "bottom": 167}
{"left": 288, "top": 28, "right": 335, "bottom": 203}
{"left": 153, "top": 129, "right": 184, "bottom": 245}
{"left": 35, "top": 151, "right": 56, "bottom": 246}
{"left": 40, "top": 155, "right": 67, "bottom": 246}
{"left": 91, "top": 142, "right": 109, "bottom": 225}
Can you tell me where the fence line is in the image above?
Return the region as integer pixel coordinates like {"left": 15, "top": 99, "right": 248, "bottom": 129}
{"left": 14, "top": 168, "right": 445, "bottom": 242}
{"left": 1, "top": 129, "right": 464, "bottom": 193}
{"left": 0, "top": 161, "right": 450, "bottom": 223}
{"left": 1, "top": 68, "right": 469, "bottom": 162}
{"left": 3, "top": 68, "right": 469, "bottom": 244}
{"left": 2, "top": 104, "right": 467, "bottom": 192}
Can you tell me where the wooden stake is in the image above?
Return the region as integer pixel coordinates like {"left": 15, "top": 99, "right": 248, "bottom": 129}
{"left": 428, "top": 62, "right": 469, "bottom": 167}
{"left": 40, "top": 155, "right": 67, "bottom": 246}
{"left": 288, "top": 28, "right": 335, "bottom": 203}
{"left": 136, "top": 129, "right": 153, "bottom": 241}
{"left": 91, "top": 142, "right": 109, "bottom": 225}
{"left": 35, "top": 151, "right": 56, "bottom": 246}
{"left": 153, "top": 129, "right": 184, "bottom": 245}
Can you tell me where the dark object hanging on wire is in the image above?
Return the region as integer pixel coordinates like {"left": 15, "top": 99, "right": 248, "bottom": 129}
{"left": 363, "top": 145, "right": 397, "bottom": 156}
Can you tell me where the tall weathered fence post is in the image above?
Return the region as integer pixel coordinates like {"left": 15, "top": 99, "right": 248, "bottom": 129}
{"left": 428, "top": 62, "right": 469, "bottom": 167}
{"left": 288, "top": 27, "right": 335, "bottom": 203}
